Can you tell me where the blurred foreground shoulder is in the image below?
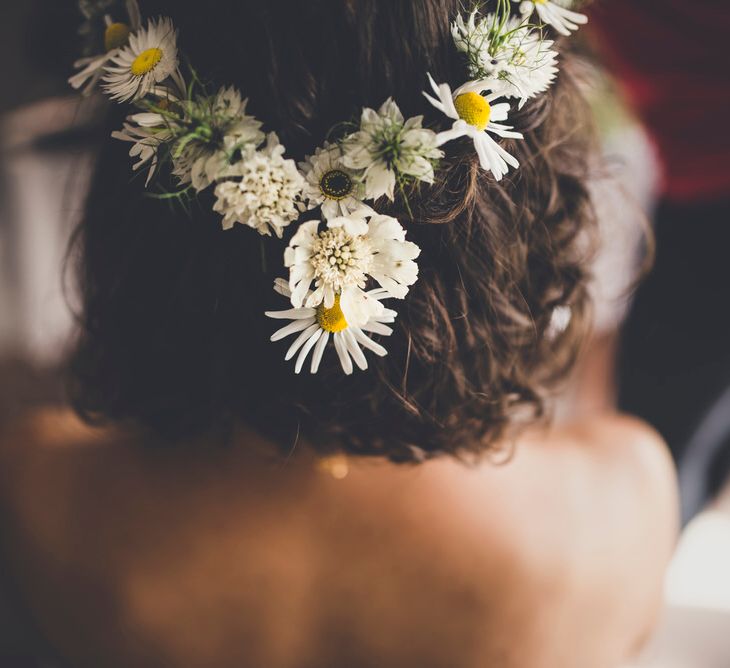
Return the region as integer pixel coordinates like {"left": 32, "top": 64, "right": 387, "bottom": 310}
{"left": 576, "top": 413, "right": 679, "bottom": 520}
{"left": 566, "top": 413, "right": 680, "bottom": 660}
{"left": 0, "top": 408, "right": 107, "bottom": 501}
{"left": 565, "top": 412, "right": 680, "bottom": 572}
{"left": 1, "top": 406, "right": 101, "bottom": 452}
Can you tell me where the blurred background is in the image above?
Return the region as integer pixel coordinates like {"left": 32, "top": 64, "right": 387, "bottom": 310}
{"left": 0, "top": 1, "right": 729, "bottom": 666}
{"left": 0, "top": 2, "right": 99, "bottom": 418}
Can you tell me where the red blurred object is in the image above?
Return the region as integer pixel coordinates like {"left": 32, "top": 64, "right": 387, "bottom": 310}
{"left": 590, "top": 0, "right": 730, "bottom": 202}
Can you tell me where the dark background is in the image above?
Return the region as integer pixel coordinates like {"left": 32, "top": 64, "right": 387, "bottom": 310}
{"left": 0, "top": 2, "right": 79, "bottom": 115}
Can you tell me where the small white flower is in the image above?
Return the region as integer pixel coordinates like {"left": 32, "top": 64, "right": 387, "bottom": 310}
{"left": 266, "top": 278, "right": 397, "bottom": 375}
{"left": 341, "top": 98, "right": 443, "bottom": 201}
{"left": 69, "top": 0, "right": 142, "bottom": 95}
{"left": 284, "top": 212, "right": 420, "bottom": 327}
{"left": 172, "top": 87, "right": 265, "bottom": 191}
{"left": 515, "top": 0, "right": 587, "bottom": 37}
{"left": 452, "top": 11, "right": 558, "bottom": 105}
{"left": 299, "top": 142, "right": 371, "bottom": 220}
{"left": 212, "top": 133, "right": 304, "bottom": 237}
{"left": 111, "top": 121, "right": 173, "bottom": 186}
{"left": 110, "top": 91, "right": 182, "bottom": 185}
{"left": 424, "top": 75, "right": 523, "bottom": 180}
{"left": 103, "top": 16, "right": 182, "bottom": 102}
{"left": 547, "top": 304, "right": 572, "bottom": 338}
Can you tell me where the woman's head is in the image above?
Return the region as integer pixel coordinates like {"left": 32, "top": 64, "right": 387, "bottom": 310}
{"left": 70, "top": 0, "right": 596, "bottom": 461}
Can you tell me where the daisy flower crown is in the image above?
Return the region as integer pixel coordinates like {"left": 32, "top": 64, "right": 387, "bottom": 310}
{"left": 70, "top": 0, "right": 587, "bottom": 376}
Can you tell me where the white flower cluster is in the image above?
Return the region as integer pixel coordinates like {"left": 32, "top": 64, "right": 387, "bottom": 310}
{"left": 213, "top": 134, "right": 304, "bottom": 237}
{"left": 425, "top": 0, "right": 586, "bottom": 178}
{"left": 340, "top": 99, "right": 443, "bottom": 202}
{"left": 68, "top": 0, "right": 586, "bottom": 375}
{"left": 451, "top": 12, "right": 559, "bottom": 104}
{"left": 172, "top": 86, "right": 265, "bottom": 192}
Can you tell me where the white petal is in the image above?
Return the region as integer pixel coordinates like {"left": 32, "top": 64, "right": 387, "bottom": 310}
{"left": 310, "top": 331, "right": 330, "bottom": 374}
{"left": 343, "top": 329, "right": 368, "bottom": 371}
{"left": 291, "top": 279, "right": 313, "bottom": 310}
{"left": 305, "top": 284, "right": 326, "bottom": 309}
{"left": 333, "top": 333, "right": 353, "bottom": 375}
{"left": 352, "top": 328, "right": 388, "bottom": 357}
{"left": 294, "top": 328, "right": 322, "bottom": 373}
{"left": 273, "top": 278, "right": 293, "bottom": 298}
{"left": 271, "top": 318, "right": 314, "bottom": 342}
{"left": 365, "top": 163, "right": 396, "bottom": 201}
{"left": 361, "top": 321, "right": 394, "bottom": 337}
{"left": 265, "top": 307, "right": 317, "bottom": 320}
{"left": 340, "top": 287, "right": 382, "bottom": 328}
{"left": 323, "top": 285, "right": 335, "bottom": 309}
{"left": 435, "top": 125, "right": 470, "bottom": 147}
{"left": 286, "top": 323, "right": 321, "bottom": 361}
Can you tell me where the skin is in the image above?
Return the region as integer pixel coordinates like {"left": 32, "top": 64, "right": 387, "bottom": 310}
{"left": 0, "top": 409, "right": 678, "bottom": 668}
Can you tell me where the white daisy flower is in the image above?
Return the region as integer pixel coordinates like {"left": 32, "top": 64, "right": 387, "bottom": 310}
{"left": 69, "top": 0, "right": 142, "bottom": 95}
{"left": 266, "top": 278, "right": 397, "bottom": 375}
{"left": 452, "top": 11, "right": 558, "bottom": 105}
{"left": 103, "top": 16, "right": 183, "bottom": 103}
{"left": 299, "top": 142, "right": 372, "bottom": 220}
{"left": 423, "top": 75, "right": 523, "bottom": 180}
{"left": 341, "top": 98, "right": 443, "bottom": 201}
{"left": 515, "top": 0, "right": 587, "bottom": 37}
{"left": 284, "top": 213, "right": 420, "bottom": 327}
{"left": 212, "top": 133, "right": 305, "bottom": 237}
{"left": 172, "top": 87, "right": 265, "bottom": 192}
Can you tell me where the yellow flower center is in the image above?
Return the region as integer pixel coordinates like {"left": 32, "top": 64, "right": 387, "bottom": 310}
{"left": 104, "top": 22, "right": 130, "bottom": 51}
{"left": 316, "top": 295, "right": 349, "bottom": 333}
{"left": 454, "top": 92, "right": 491, "bottom": 131}
{"left": 130, "top": 48, "right": 163, "bottom": 77}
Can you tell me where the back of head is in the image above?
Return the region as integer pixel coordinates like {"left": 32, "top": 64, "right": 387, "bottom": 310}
{"left": 70, "top": 0, "right": 597, "bottom": 461}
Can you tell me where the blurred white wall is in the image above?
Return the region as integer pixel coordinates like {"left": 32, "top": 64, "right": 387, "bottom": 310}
{"left": 0, "top": 96, "right": 97, "bottom": 364}
{"left": 590, "top": 120, "right": 659, "bottom": 334}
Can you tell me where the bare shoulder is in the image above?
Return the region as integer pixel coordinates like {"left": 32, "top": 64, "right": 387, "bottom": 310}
{"left": 561, "top": 413, "right": 679, "bottom": 545}
{"left": 523, "top": 414, "right": 679, "bottom": 664}
{"left": 566, "top": 413, "right": 676, "bottom": 480}
{"left": 339, "top": 412, "right": 679, "bottom": 585}
{"left": 522, "top": 413, "right": 679, "bottom": 574}
{"left": 381, "top": 413, "right": 680, "bottom": 667}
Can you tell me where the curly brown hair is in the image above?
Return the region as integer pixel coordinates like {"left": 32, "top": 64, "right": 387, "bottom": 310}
{"left": 69, "top": 0, "right": 597, "bottom": 462}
